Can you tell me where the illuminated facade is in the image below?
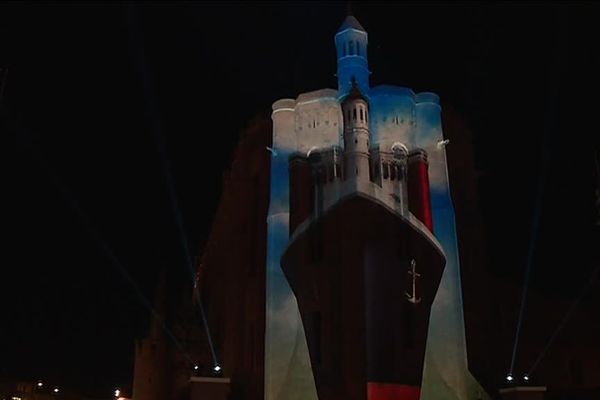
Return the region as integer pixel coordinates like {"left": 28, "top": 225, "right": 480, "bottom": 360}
{"left": 265, "top": 15, "right": 489, "bottom": 400}
{"left": 132, "top": 14, "right": 599, "bottom": 400}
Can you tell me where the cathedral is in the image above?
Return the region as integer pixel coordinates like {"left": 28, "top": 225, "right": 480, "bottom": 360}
{"left": 265, "top": 14, "right": 481, "bottom": 400}
{"left": 131, "top": 13, "right": 486, "bottom": 400}
{"left": 130, "top": 12, "right": 600, "bottom": 400}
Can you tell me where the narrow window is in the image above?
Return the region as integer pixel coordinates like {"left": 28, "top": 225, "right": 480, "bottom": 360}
{"left": 357, "top": 41, "right": 361, "bottom": 56}
{"left": 390, "top": 165, "right": 396, "bottom": 180}
{"left": 383, "top": 163, "right": 389, "bottom": 179}
{"left": 318, "top": 167, "right": 326, "bottom": 184}
{"left": 570, "top": 359, "right": 584, "bottom": 384}
{"left": 353, "top": 108, "right": 357, "bottom": 120}
{"left": 311, "top": 221, "right": 323, "bottom": 262}
{"left": 248, "top": 326, "right": 255, "bottom": 370}
{"left": 360, "top": 108, "right": 364, "bottom": 121}
{"left": 356, "top": 167, "right": 359, "bottom": 176}
{"left": 311, "top": 312, "right": 322, "bottom": 366}
{"left": 349, "top": 40, "right": 354, "bottom": 55}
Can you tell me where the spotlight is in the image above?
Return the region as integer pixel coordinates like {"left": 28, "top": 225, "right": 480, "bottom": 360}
{"left": 53, "top": 388, "right": 59, "bottom": 394}
{"left": 37, "top": 381, "right": 43, "bottom": 388}
{"left": 114, "top": 389, "right": 120, "bottom": 397}
{"left": 506, "top": 374, "right": 513, "bottom": 382}
{"left": 193, "top": 365, "right": 199, "bottom": 371}
{"left": 213, "top": 365, "right": 221, "bottom": 373}
{"left": 523, "top": 374, "right": 529, "bottom": 382}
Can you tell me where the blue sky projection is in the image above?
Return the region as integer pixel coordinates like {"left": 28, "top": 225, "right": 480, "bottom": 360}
{"left": 265, "top": 16, "right": 489, "bottom": 400}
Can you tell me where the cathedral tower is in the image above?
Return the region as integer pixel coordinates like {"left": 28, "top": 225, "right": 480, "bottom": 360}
{"left": 342, "top": 78, "right": 371, "bottom": 183}
{"left": 335, "top": 15, "right": 370, "bottom": 95}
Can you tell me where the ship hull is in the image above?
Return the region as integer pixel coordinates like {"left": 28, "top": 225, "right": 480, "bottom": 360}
{"left": 281, "top": 196, "right": 445, "bottom": 400}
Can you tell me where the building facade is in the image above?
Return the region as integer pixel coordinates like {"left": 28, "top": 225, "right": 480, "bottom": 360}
{"left": 265, "top": 15, "right": 487, "bottom": 400}
{"left": 132, "top": 12, "right": 600, "bottom": 400}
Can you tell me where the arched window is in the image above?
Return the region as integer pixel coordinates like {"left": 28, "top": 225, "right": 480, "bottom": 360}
{"left": 356, "top": 41, "right": 361, "bottom": 56}
{"left": 349, "top": 40, "right": 354, "bottom": 55}
{"left": 390, "top": 165, "right": 396, "bottom": 180}
{"left": 360, "top": 108, "right": 364, "bottom": 121}
{"left": 383, "top": 163, "right": 389, "bottom": 179}
{"left": 353, "top": 108, "right": 357, "bottom": 121}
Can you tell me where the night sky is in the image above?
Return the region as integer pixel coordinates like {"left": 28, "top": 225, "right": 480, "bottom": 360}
{"left": 2, "top": 1, "right": 599, "bottom": 396}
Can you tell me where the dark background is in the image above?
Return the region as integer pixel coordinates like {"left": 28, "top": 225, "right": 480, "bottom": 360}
{"left": 2, "top": 1, "right": 599, "bottom": 396}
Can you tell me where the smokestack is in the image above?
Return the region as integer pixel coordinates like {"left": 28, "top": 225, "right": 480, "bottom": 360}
{"left": 407, "top": 149, "right": 433, "bottom": 231}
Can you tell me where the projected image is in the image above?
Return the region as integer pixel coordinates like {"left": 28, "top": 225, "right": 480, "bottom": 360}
{"left": 265, "top": 16, "right": 489, "bottom": 400}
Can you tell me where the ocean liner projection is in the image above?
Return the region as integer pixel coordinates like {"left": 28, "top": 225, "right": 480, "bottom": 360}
{"left": 280, "top": 77, "right": 446, "bottom": 400}
{"left": 266, "top": 13, "right": 479, "bottom": 400}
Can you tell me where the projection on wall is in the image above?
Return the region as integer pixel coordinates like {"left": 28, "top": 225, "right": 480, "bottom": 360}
{"left": 265, "top": 16, "right": 489, "bottom": 400}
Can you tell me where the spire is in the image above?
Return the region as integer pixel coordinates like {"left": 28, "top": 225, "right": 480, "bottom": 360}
{"left": 334, "top": 13, "right": 369, "bottom": 94}
{"left": 338, "top": 14, "right": 366, "bottom": 33}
